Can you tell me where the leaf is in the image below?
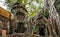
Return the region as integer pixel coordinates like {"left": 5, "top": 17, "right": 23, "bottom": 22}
{"left": 34, "top": 26, "right": 38, "bottom": 32}
{"left": 57, "top": 4, "right": 60, "bottom": 9}
{"left": 44, "top": 10, "right": 49, "bottom": 19}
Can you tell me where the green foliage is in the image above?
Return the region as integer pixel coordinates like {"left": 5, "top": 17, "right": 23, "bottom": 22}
{"left": 56, "top": 4, "right": 60, "bottom": 14}
{"left": 29, "top": 12, "right": 36, "bottom": 18}
{"left": 56, "top": 4, "right": 60, "bottom": 9}
{"left": 33, "top": 26, "right": 38, "bottom": 33}
{"left": 5, "top": 0, "right": 44, "bottom": 18}
{"left": 17, "top": 0, "right": 22, "bottom": 2}
{"left": 54, "top": 0, "right": 60, "bottom": 14}
{"left": 44, "top": 10, "right": 49, "bottom": 19}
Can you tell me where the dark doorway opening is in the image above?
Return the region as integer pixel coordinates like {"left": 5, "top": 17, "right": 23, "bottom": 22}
{"left": 16, "top": 22, "right": 26, "bottom": 33}
{"left": 39, "top": 26, "right": 45, "bottom": 36}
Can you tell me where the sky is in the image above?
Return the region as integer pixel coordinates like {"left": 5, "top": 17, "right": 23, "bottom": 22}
{"left": 0, "top": 0, "right": 7, "bottom": 10}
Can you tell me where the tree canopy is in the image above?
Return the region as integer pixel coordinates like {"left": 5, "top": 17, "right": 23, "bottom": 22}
{"left": 4, "top": 0, "right": 44, "bottom": 18}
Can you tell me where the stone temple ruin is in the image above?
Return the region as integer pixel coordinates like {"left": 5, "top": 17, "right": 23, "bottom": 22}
{"left": 11, "top": 2, "right": 28, "bottom": 34}
{"left": 30, "top": 10, "right": 59, "bottom": 37}
{"left": 0, "top": 0, "right": 60, "bottom": 37}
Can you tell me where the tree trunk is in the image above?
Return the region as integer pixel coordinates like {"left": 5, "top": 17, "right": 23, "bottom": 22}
{"left": 44, "top": 0, "right": 60, "bottom": 37}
